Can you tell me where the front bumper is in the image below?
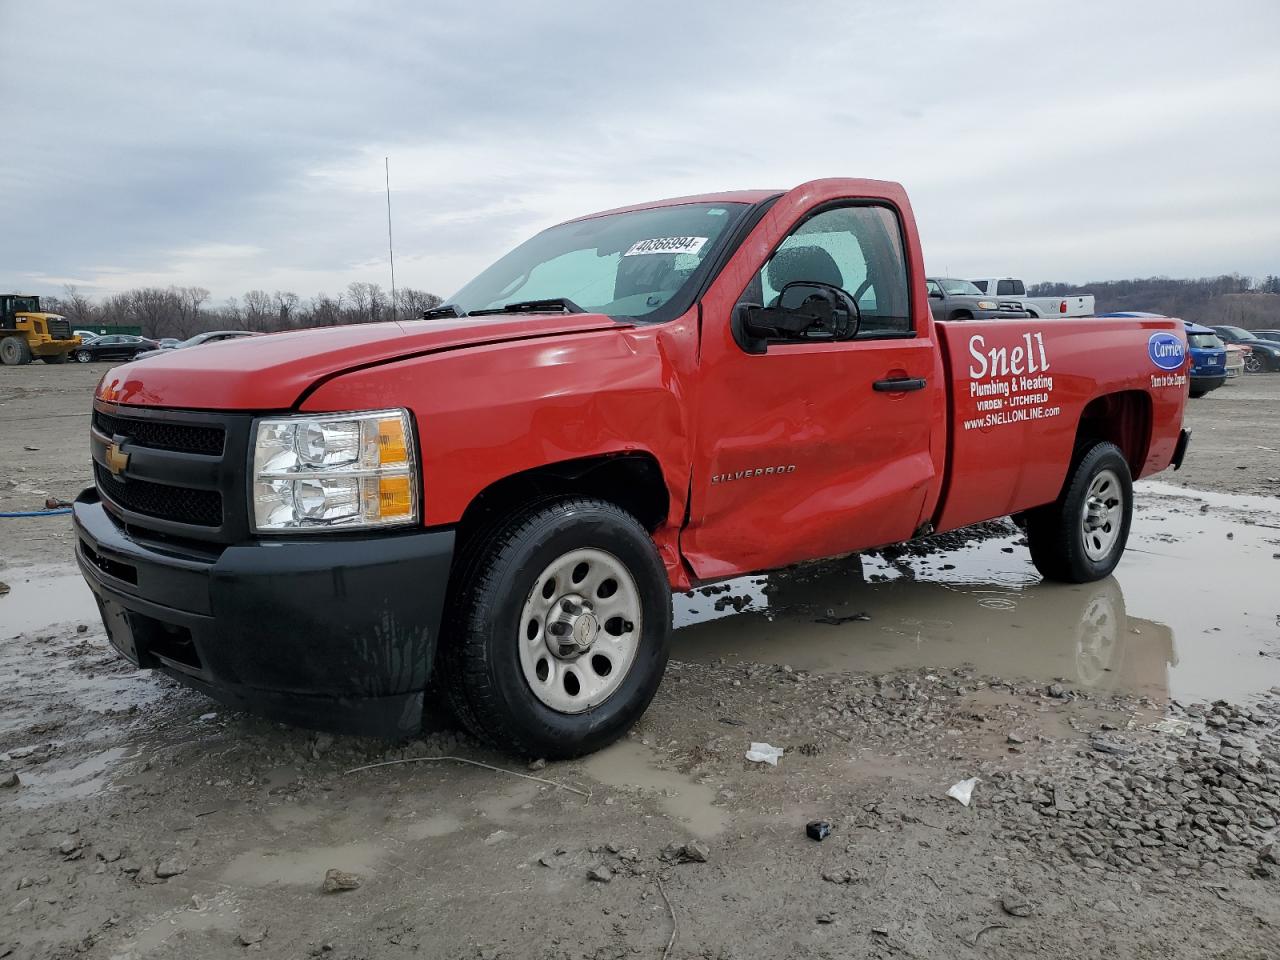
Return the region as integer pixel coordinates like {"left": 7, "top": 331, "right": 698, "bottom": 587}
{"left": 73, "top": 488, "right": 455, "bottom": 738}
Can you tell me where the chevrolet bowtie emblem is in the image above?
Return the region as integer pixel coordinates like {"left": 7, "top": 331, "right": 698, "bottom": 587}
{"left": 104, "top": 440, "right": 130, "bottom": 477}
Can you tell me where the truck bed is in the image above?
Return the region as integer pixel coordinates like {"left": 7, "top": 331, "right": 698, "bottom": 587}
{"left": 932, "top": 316, "right": 1187, "bottom": 533}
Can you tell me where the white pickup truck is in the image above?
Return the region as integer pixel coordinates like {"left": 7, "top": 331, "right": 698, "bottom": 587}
{"left": 969, "top": 278, "right": 1095, "bottom": 319}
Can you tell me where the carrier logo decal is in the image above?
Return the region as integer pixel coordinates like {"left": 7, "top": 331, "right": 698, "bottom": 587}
{"left": 1148, "top": 332, "right": 1186, "bottom": 371}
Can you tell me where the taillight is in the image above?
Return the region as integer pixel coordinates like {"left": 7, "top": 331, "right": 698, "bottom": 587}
{"left": 1059, "top": 300, "right": 1068, "bottom": 314}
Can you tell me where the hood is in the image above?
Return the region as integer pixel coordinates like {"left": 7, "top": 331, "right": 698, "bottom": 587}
{"left": 96, "top": 314, "right": 624, "bottom": 410}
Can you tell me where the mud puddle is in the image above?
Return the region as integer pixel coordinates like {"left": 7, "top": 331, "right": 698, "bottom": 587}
{"left": 0, "top": 567, "right": 98, "bottom": 635}
{"left": 674, "top": 485, "right": 1280, "bottom": 706}
{"left": 583, "top": 739, "right": 728, "bottom": 837}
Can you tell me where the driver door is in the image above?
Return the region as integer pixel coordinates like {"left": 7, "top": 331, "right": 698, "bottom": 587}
{"left": 682, "top": 197, "right": 942, "bottom": 580}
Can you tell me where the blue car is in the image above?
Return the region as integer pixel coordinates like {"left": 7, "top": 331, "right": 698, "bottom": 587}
{"left": 1097, "top": 313, "right": 1226, "bottom": 397}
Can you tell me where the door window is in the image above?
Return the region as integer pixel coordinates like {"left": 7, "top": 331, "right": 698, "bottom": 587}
{"left": 746, "top": 204, "right": 912, "bottom": 339}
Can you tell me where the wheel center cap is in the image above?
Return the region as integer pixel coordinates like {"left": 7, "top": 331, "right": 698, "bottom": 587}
{"left": 573, "top": 613, "right": 598, "bottom": 650}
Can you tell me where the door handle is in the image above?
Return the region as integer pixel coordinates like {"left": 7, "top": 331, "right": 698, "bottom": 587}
{"left": 872, "top": 376, "right": 927, "bottom": 392}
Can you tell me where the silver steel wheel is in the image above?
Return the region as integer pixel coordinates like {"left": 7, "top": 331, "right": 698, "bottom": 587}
{"left": 76, "top": 350, "right": 91, "bottom": 363}
{"left": 1080, "top": 468, "right": 1123, "bottom": 562}
{"left": 518, "top": 547, "right": 642, "bottom": 714}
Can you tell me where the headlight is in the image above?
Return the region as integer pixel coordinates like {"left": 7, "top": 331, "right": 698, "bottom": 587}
{"left": 976, "top": 300, "right": 997, "bottom": 310}
{"left": 251, "top": 409, "right": 418, "bottom": 532}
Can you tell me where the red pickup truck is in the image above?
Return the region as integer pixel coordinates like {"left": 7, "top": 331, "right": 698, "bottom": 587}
{"left": 76, "top": 178, "right": 1190, "bottom": 757}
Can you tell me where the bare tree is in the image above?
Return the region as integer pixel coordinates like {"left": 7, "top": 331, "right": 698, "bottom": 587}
{"left": 396, "top": 287, "right": 444, "bottom": 319}
{"left": 273, "top": 291, "right": 300, "bottom": 329}
{"left": 171, "top": 286, "right": 210, "bottom": 338}
{"left": 61, "top": 284, "right": 98, "bottom": 328}
{"left": 241, "top": 289, "right": 274, "bottom": 332}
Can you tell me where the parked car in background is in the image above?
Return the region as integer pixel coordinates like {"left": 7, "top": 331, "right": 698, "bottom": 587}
{"left": 1100, "top": 313, "right": 1226, "bottom": 398}
{"left": 157, "top": 338, "right": 181, "bottom": 348}
{"left": 70, "top": 335, "right": 159, "bottom": 364}
{"left": 133, "top": 330, "right": 257, "bottom": 361}
{"left": 1224, "top": 344, "right": 1247, "bottom": 380}
{"left": 73, "top": 330, "right": 100, "bottom": 342}
{"left": 1210, "top": 326, "right": 1280, "bottom": 372}
{"left": 969, "top": 277, "right": 1095, "bottom": 318}
{"left": 1248, "top": 329, "right": 1280, "bottom": 344}
{"left": 926, "top": 277, "right": 1028, "bottom": 321}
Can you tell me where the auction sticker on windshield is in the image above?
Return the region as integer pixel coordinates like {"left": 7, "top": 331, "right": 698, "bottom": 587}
{"left": 624, "top": 236, "right": 708, "bottom": 256}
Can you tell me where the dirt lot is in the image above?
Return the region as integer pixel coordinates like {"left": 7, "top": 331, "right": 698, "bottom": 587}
{"left": 3, "top": 365, "right": 1280, "bottom": 960}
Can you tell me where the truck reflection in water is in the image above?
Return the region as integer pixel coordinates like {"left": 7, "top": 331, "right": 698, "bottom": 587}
{"left": 673, "top": 535, "right": 1177, "bottom": 705}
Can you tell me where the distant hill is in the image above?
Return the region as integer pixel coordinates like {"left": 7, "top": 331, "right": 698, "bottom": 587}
{"left": 1027, "top": 276, "right": 1280, "bottom": 329}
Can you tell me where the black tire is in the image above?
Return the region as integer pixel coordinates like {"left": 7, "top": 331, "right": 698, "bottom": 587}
{"left": 1, "top": 336, "right": 33, "bottom": 366}
{"left": 75, "top": 350, "right": 92, "bottom": 363}
{"left": 1244, "top": 353, "right": 1263, "bottom": 374}
{"left": 438, "top": 497, "right": 672, "bottom": 759}
{"left": 1025, "top": 441, "right": 1133, "bottom": 583}
{"left": 1189, "top": 387, "right": 1208, "bottom": 398}
{"left": 41, "top": 352, "right": 68, "bottom": 364}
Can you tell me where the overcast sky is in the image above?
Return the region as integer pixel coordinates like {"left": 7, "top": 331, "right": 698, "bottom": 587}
{"left": 2, "top": 0, "right": 1278, "bottom": 303}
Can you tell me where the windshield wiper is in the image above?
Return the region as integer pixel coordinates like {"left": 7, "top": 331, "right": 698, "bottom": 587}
{"left": 468, "top": 297, "right": 585, "bottom": 317}
{"left": 421, "top": 303, "right": 463, "bottom": 320}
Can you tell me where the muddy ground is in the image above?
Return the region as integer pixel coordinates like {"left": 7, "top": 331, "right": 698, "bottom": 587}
{"left": 2, "top": 364, "right": 1280, "bottom": 960}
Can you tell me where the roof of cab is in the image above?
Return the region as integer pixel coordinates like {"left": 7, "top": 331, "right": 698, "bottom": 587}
{"left": 562, "top": 190, "right": 782, "bottom": 224}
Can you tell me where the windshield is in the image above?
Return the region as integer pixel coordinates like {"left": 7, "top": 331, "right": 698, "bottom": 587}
{"left": 448, "top": 202, "right": 749, "bottom": 319}
{"left": 11, "top": 296, "right": 40, "bottom": 313}
{"left": 1220, "top": 326, "right": 1254, "bottom": 340}
{"left": 936, "top": 279, "right": 983, "bottom": 296}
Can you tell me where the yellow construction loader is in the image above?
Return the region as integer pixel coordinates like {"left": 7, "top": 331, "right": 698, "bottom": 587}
{"left": 0, "top": 294, "right": 81, "bottom": 365}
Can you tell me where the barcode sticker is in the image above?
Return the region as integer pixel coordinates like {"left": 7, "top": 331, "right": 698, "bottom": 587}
{"left": 623, "top": 236, "right": 708, "bottom": 257}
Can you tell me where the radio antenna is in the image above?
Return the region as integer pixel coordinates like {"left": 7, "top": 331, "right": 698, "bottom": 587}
{"left": 385, "top": 156, "right": 397, "bottom": 321}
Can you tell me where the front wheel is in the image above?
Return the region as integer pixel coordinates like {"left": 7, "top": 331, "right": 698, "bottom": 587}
{"left": 0, "top": 336, "right": 32, "bottom": 366}
{"left": 1026, "top": 441, "right": 1133, "bottom": 583}
{"left": 1244, "top": 353, "right": 1263, "bottom": 374}
{"left": 439, "top": 498, "right": 672, "bottom": 759}
{"left": 75, "top": 350, "right": 92, "bottom": 363}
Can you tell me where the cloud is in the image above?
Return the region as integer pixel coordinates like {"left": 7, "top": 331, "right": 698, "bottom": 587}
{"left": 1, "top": 0, "right": 1277, "bottom": 302}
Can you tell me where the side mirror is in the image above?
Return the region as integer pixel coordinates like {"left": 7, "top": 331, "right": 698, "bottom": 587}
{"left": 928, "top": 289, "right": 944, "bottom": 300}
{"left": 732, "top": 282, "right": 860, "bottom": 355}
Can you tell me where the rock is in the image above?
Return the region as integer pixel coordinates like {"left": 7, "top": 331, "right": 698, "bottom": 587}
{"left": 1259, "top": 843, "right": 1279, "bottom": 865}
{"left": 822, "top": 868, "right": 859, "bottom": 885}
{"left": 1094, "top": 898, "right": 1120, "bottom": 913}
{"left": 57, "top": 838, "right": 82, "bottom": 856}
{"left": 1001, "top": 898, "right": 1034, "bottom": 918}
{"left": 527, "top": 758, "right": 547, "bottom": 771}
{"left": 661, "top": 841, "right": 709, "bottom": 864}
{"left": 1006, "top": 733, "right": 1026, "bottom": 745}
{"left": 9, "top": 898, "right": 32, "bottom": 915}
{"left": 683, "top": 841, "right": 710, "bottom": 863}
{"left": 816, "top": 911, "right": 837, "bottom": 924}
{"left": 322, "top": 868, "right": 361, "bottom": 893}
{"left": 238, "top": 927, "right": 268, "bottom": 946}
{"left": 0, "top": 772, "right": 18, "bottom": 789}
{"left": 806, "top": 820, "right": 832, "bottom": 842}
{"left": 1047, "top": 683, "right": 1067, "bottom": 699}
{"left": 483, "top": 830, "right": 515, "bottom": 846}
{"left": 587, "top": 865, "right": 613, "bottom": 884}
{"left": 155, "top": 857, "right": 189, "bottom": 879}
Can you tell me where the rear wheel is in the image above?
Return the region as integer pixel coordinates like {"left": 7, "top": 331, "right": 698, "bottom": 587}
{"left": 41, "top": 351, "right": 68, "bottom": 364}
{"left": 1, "top": 337, "right": 33, "bottom": 366}
{"left": 1026, "top": 441, "right": 1132, "bottom": 583}
{"left": 1244, "top": 353, "right": 1263, "bottom": 374}
{"left": 439, "top": 497, "right": 672, "bottom": 758}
